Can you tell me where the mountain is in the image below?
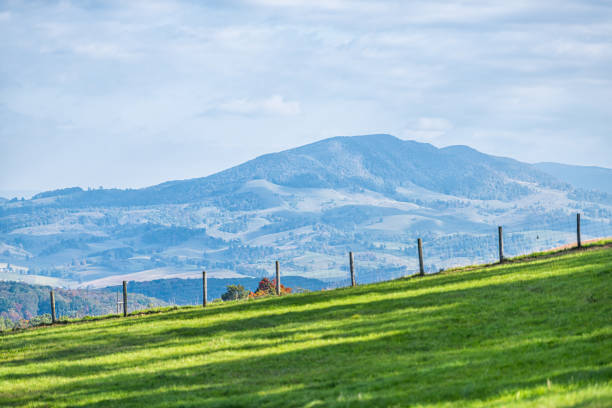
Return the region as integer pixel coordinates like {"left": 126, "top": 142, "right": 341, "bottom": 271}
{"left": 143, "top": 135, "right": 564, "bottom": 203}
{"left": 534, "top": 162, "right": 612, "bottom": 195}
{"left": 8, "top": 135, "right": 565, "bottom": 209}
{"left": 0, "top": 134, "right": 610, "bottom": 295}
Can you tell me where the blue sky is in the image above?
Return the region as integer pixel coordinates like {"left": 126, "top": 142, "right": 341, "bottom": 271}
{"left": 1, "top": 0, "right": 611, "bottom": 195}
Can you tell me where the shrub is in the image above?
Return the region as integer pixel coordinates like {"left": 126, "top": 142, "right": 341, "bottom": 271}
{"left": 249, "top": 278, "right": 292, "bottom": 298}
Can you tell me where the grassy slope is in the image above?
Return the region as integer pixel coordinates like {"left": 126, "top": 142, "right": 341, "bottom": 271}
{"left": 1, "top": 247, "right": 611, "bottom": 407}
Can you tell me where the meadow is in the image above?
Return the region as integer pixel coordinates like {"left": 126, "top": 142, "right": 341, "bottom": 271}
{"left": 1, "top": 245, "right": 611, "bottom": 407}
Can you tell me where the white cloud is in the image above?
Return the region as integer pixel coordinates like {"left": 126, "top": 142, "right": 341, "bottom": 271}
{"left": 401, "top": 117, "right": 453, "bottom": 141}
{"left": 245, "top": 0, "right": 363, "bottom": 11}
{"left": 486, "top": 85, "right": 569, "bottom": 115}
{"left": 215, "top": 95, "right": 301, "bottom": 116}
{"left": 417, "top": 117, "right": 452, "bottom": 131}
{"left": 71, "top": 42, "right": 137, "bottom": 60}
{"left": 547, "top": 39, "right": 612, "bottom": 59}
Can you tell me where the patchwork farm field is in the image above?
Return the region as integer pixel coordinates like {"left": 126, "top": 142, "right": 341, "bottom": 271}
{"left": 1, "top": 246, "right": 611, "bottom": 407}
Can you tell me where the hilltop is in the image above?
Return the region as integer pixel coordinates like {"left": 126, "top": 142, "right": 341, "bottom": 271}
{"left": 1, "top": 246, "right": 610, "bottom": 407}
{"left": 2, "top": 135, "right": 568, "bottom": 206}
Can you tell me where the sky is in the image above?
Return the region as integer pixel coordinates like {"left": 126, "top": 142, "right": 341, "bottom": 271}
{"left": 1, "top": 0, "right": 611, "bottom": 196}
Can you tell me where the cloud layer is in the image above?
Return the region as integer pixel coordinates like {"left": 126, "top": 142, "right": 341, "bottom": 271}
{"left": 1, "top": 0, "right": 611, "bottom": 192}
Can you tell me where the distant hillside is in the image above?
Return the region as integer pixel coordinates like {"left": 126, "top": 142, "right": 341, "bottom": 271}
{"left": 0, "top": 281, "right": 167, "bottom": 330}
{"left": 104, "top": 275, "right": 329, "bottom": 305}
{"left": 535, "top": 162, "right": 612, "bottom": 194}
{"left": 32, "top": 187, "right": 84, "bottom": 200}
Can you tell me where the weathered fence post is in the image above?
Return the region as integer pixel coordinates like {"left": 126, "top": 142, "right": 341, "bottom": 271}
{"left": 498, "top": 226, "right": 504, "bottom": 263}
{"left": 122, "top": 280, "right": 128, "bottom": 317}
{"left": 417, "top": 238, "right": 424, "bottom": 276}
{"left": 202, "top": 270, "right": 207, "bottom": 307}
{"left": 50, "top": 290, "right": 56, "bottom": 324}
{"left": 275, "top": 261, "right": 281, "bottom": 296}
{"left": 576, "top": 213, "right": 582, "bottom": 248}
{"left": 349, "top": 251, "right": 356, "bottom": 287}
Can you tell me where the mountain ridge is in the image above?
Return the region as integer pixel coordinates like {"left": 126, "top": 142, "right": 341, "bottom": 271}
{"left": 534, "top": 162, "right": 612, "bottom": 195}
{"left": 9, "top": 135, "right": 610, "bottom": 206}
{"left": 10, "top": 134, "right": 573, "bottom": 208}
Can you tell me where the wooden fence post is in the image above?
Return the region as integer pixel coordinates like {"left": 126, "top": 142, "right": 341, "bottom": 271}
{"left": 418, "top": 238, "right": 424, "bottom": 276}
{"left": 349, "top": 251, "right": 356, "bottom": 287}
{"left": 275, "top": 261, "right": 281, "bottom": 296}
{"left": 122, "top": 280, "right": 128, "bottom": 317}
{"left": 50, "top": 290, "right": 56, "bottom": 324}
{"left": 577, "top": 213, "right": 582, "bottom": 248}
{"left": 202, "top": 270, "right": 207, "bottom": 307}
{"left": 498, "top": 226, "right": 504, "bottom": 263}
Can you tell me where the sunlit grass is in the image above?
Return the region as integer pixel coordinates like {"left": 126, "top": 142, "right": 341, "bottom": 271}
{"left": 1, "top": 247, "right": 611, "bottom": 407}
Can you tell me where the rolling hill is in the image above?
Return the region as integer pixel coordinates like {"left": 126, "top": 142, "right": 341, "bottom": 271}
{"left": 1, "top": 245, "right": 610, "bottom": 407}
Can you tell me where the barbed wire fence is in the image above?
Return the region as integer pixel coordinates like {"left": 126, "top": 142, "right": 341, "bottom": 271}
{"left": 275, "top": 211, "right": 610, "bottom": 293}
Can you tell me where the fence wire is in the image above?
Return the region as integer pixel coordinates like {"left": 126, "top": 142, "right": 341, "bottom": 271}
{"left": 48, "top": 212, "right": 612, "bottom": 308}
{"left": 304, "top": 212, "right": 610, "bottom": 290}
{"left": 6, "top": 212, "right": 609, "bottom": 330}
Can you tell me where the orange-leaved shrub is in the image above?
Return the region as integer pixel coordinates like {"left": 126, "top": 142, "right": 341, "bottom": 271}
{"left": 249, "top": 278, "right": 292, "bottom": 298}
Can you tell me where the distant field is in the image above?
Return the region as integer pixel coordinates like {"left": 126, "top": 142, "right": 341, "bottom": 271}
{"left": 0, "top": 271, "right": 70, "bottom": 287}
{"left": 1, "top": 246, "right": 611, "bottom": 407}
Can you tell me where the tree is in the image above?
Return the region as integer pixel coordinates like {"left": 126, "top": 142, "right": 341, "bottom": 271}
{"left": 0, "top": 316, "right": 14, "bottom": 331}
{"left": 29, "top": 314, "right": 51, "bottom": 327}
{"left": 256, "top": 278, "right": 275, "bottom": 294}
{"left": 221, "top": 284, "right": 250, "bottom": 301}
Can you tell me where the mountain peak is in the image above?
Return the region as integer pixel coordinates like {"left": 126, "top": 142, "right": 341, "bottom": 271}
{"left": 17, "top": 134, "right": 569, "bottom": 207}
{"left": 135, "top": 133, "right": 564, "bottom": 204}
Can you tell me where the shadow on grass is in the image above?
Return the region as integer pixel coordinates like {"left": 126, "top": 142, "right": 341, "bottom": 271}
{"left": 3, "top": 244, "right": 607, "bottom": 338}
{"left": 5, "top": 329, "right": 610, "bottom": 407}
{"left": 2, "top": 249, "right": 609, "bottom": 370}
{"left": 1, "top": 249, "right": 611, "bottom": 408}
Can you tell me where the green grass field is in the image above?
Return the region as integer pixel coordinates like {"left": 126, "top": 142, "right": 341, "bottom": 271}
{"left": 1, "top": 246, "right": 611, "bottom": 407}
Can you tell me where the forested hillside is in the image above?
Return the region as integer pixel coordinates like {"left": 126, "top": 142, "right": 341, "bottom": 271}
{"left": 0, "top": 281, "right": 167, "bottom": 330}
{"left": 106, "top": 275, "right": 327, "bottom": 305}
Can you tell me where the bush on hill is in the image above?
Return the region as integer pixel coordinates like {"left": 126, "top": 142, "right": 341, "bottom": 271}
{"left": 221, "top": 284, "right": 250, "bottom": 301}
{"left": 249, "top": 277, "right": 292, "bottom": 298}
